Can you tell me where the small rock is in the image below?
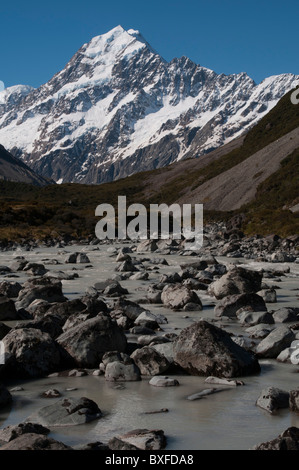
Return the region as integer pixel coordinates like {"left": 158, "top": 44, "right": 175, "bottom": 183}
{"left": 256, "top": 387, "right": 290, "bottom": 413}
{"left": 149, "top": 376, "right": 179, "bottom": 387}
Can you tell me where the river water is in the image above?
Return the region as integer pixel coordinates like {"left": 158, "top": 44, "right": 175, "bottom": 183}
{"left": 0, "top": 243, "right": 298, "bottom": 450}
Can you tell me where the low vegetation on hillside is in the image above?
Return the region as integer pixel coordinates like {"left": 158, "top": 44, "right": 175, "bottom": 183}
{"left": 0, "top": 87, "right": 298, "bottom": 243}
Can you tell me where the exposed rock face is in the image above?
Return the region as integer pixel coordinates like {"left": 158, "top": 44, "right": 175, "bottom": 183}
{"left": 0, "top": 296, "right": 18, "bottom": 321}
{"left": 214, "top": 293, "right": 267, "bottom": 318}
{"left": 208, "top": 267, "right": 262, "bottom": 299}
{"left": 105, "top": 361, "right": 141, "bottom": 382}
{"left": 0, "top": 422, "right": 49, "bottom": 442}
{"left": 131, "top": 346, "right": 170, "bottom": 376}
{"left": 255, "top": 326, "right": 295, "bottom": 358}
{"left": 2, "top": 328, "right": 61, "bottom": 378}
{"left": 108, "top": 429, "right": 167, "bottom": 450}
{"left": 161, "top": 285, "right": 202, "bottom": 310}
{"left": 16, "top": 279, "right": 67, "bottom": 310}
{"left": 289, "top": 389, "right": 299, "bottom": 412}
{"left": 253, "top": 427, "right": 299, "bottom": 450}
{"left": 256, "top": 387, "right": 290, "bottom": 413}
{"left": 0, "top": 433, "right": 72, "bottom": 450}
{"left": 0, "top": 144, "right": 49, "bottom": 186}
{"left": 57, "top": 314, "right": 127, "bottom": 368}
{"left": 28, "top": 397, "right": 102, "bottom": 427}
{"left": 0, "top": 26, "right": 298, "bottom": 184}
{"left": 172, "top": 320, "right": 260, "bottom": 378}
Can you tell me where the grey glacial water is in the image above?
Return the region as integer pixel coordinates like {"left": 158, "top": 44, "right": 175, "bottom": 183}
{"left": 0, "top": 243, "right": 299, "bottom": 450}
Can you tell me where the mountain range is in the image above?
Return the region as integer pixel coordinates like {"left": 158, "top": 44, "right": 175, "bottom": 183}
{"left": 0, "top": 25, "right": 298, "bottom": 184}
{"left": 0, "top": 85, "right": 298, "bottom": 242}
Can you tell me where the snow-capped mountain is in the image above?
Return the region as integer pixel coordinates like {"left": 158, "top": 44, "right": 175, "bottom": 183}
{"left": 0, "top": 25, "right": 298, "bottom": 184}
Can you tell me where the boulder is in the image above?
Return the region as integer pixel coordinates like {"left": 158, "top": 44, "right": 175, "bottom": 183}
{"left": 136, "top": 240, "right": 158, "bottom": 253}
{"left": 2, "top": 328, "right": 61, "bottom": 378}
{"left": 0, "top": 281, "right": 22, "bottom": 298}
{"left": 130, "top": 271, "right": 149, "bottom": 281}
{"left": 23, "top": 263, "right": 48, "bottom": 276}
{"left": 131, "top": 347, "right": 170, "bottom": 376}
{"left": 214, "top": 293, "right": 267, "bottom": 318}
{"left": 28, "top": 397, "right": 102, "bottom": 427}
{"left": 105, "top": 362, "right": 141, "bottom": 382}
{"left": 0, "top": 296, "right": 18, "bottom": 321}
{"left": 289, "top": 389, "right": 299, "bottom": 412}
{"left": 256, "top": 387, "right": 290, "bottom": 413}
{"left": 103, "top": 281, "right": 129, "bottom": 296}
{"left": 253, "top": 427, "right": 299, "bottom": 450}
{"left": 15, "top": 315, "right": 63, "bottom": 339}
{"left": 149, "top": 376, "right": 179, "bottom": 387}
{"left": 272, "top": 307, "right": 299, "bottom": 323}
{"left": 9, "top": 257, "right": 28, "bottom": 272}
{"left": 113, "top": 298, "right": 147, "bottom": 321}
{"left": 16, "top": 280, "right": 67, "bottom": 310}
{"left": 108, "top": 438, "right": 139, "bottom": 450}
{"left": 257, "top": 289, "right": 277, "bottom": 303}
{"left": 276, "top": 348, "right": 292, "bottom": 363}
{"left": 77, "top": 253, "right": 90, "bottom": 264}
{"left": 116, "top": 259, "right": 137, "bottom": 272}
{"left": 0, "top": 433, "right": 72, "bottom": 450}
{"left": 161, "top": 285, "right": 202, "bottom": 310}
{"left": 255, "top": 326, "right": 295, "bottom": 358}
{"left": 271, "top": 252, "right": 295, "bottom": 262}
{"left": 0, "top": 422, "right": 49, "bottom": 442}
{"left": 237, "top": 310, "right": 274, "bottom": 326}
{"left": 64, "top": 252, "right": 78, "bottom": 264}
{"left": 146, "top": 289, "right": 162, "bottom": 304}
{"left": 151, "top": 343, "right": 175, "bottom": 364}
{"left": 208, "top": 267, "right": 262, "bottom": 299}
{"left": 245, "top": 324, "right": 275, "bottom": 339}
{"left": 57, "top": 314, "right": 127, "bottom": 368}
{"left": 135, "top": 311, "right": 168, "bottom": 326}
{"left": 109, "top": 429, "right": 166, "bottom": 450}
{"left": 172, "top": 320, "right": 260, "bottom": 378}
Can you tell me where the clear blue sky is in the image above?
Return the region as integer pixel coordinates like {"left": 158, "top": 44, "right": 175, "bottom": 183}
{"left": 1, "top": 0, "right": 298, "bottom": 89}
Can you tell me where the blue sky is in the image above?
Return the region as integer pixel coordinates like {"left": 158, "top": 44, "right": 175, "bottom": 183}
{"left": 1, "top": 0, "right": 298, "bottom": 88}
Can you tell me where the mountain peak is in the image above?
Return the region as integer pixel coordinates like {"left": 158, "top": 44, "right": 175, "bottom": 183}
{"left": 0, "top": 26, "right": 298, "bottom": 185}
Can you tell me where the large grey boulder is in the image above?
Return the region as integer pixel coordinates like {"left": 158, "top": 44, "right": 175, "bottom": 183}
{"left": 256, "top": 387, "right": 290, "bottom": 413}
{"left": 172, "top": 320, "right": 260, "bottom": 378}
{"left": 16, "top": 279, "right": 67, "bottom": 310}
{"left": 131, "top": 347, "right": 170, "bottom": 376}
{"left": 161, "top": 285, "right": 202, "bottom": 310}
{"left": 105, "top": 361, "right": 141, "bottom": 382}
{"left": 255, "top": 326, "right": 295, "bottom": 358}
{"left": 0, "top": 296, "right": 18, "bottom": 321}
{"left": 253, "top": 427, "right": 299, "bottom": 450}
{"left": 28, "top": 397, "right": 102, "bottom": 427}
{"left": 109, "top": 429, "right": 166, "bottom": 450}
{"left": 113, "top": 298, "right": 147, "bottom": 321}
{"left": 237, "top": 310, "right": 274, "bottom": 326}
{"left": 57, "top": 314, "right": 127, "bottom": 368}
{"left": 289, "top": 389, "right": 299, "bottom": 412}
{"left": 0, "top": 422, "right": 49, "bottom": 442}
{"left": 136, "top": 240, "right": 158, "bottom": 253}
{"left": 208, "top": 267, "right": 262, "bottom": 299}
{"left": 2, "top": 328, "right": 61, "bottom": 378}
{"left": 149, "top": 376, "right": 179, "bottom": 387}
{"left": 272, "top": 307, "right": 299, "bottom": 323}
{"left": 214, "top": 293, "right": 267, "bottom": 318}
{"left": 0, "top": 281, "right": 22, "bottom": 298}
{"left": 0, "top": 433, "right": 72, "bottom": 450}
